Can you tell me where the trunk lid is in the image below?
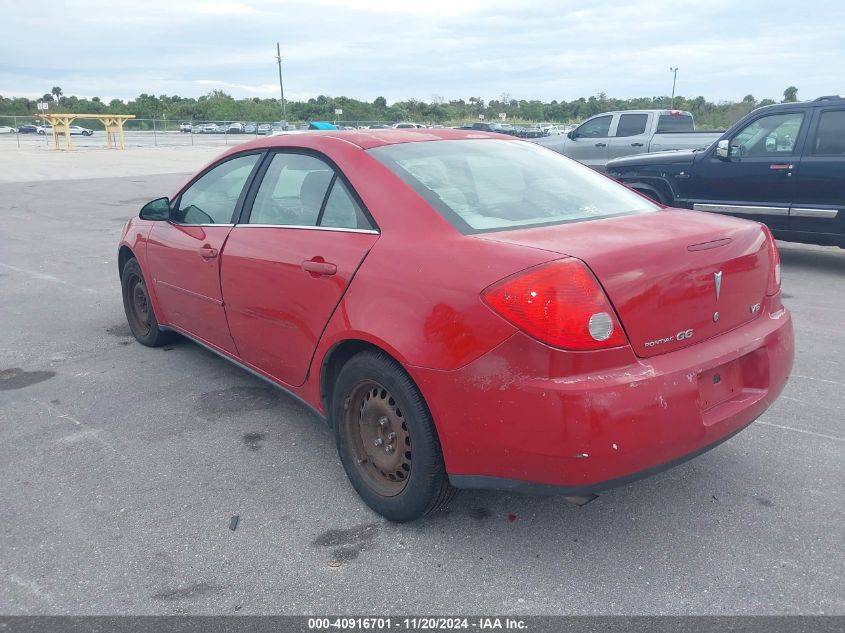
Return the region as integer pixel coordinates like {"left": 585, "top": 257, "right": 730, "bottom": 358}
{"left": 477, "top": 210, "right": 770, "bottom": 357}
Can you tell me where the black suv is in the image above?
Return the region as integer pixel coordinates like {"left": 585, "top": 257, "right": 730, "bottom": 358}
{"left": 606, "top": 96, "right": 845, "bottom": 248}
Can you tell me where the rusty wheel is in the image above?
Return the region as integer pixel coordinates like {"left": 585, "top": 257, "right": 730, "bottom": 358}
{"left": 332, "top": 350, "right": 455, "bottom": 522}
{"left": 126, "top": 270, "right": 151, "bottom": 337}
{"left": 343, "top": 381, "right": 412, "bottom": 497}
{"left": 121, "top": 258, "right": 174, "bottom": 347}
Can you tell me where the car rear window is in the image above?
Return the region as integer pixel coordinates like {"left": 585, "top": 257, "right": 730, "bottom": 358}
{"left": 367, "top": 139, "right": 657, "bottom": 234}
{"left": 656, "top": 113, "right": 695, "bottom": 133}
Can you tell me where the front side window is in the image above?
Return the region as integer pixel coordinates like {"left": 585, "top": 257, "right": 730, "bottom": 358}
{"left": 577, "top": 115, "right": 612, "bottom": 138}
{"left": 615, "top": 114, "right": 648, "bottom": 137}
{"left": 174, "top": 154, "right": 260, "bottom": 224}
{"left": 369, "top": 139, "right": 657, "bottom": 233}
{"left": 730, "top": 112, "right": 804, "bottom": 157}
{"left": 810, "top": 110, "right": 845, "bottom": 155}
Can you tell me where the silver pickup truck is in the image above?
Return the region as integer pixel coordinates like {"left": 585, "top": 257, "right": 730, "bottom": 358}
{"left": 533, "top": 109, "right": 722, "bottom": 169}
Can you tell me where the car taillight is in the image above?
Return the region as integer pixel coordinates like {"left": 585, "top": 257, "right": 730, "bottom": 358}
{"left": 763, "top": 226, "right": 781, "bottom": 296}
{"left": 481, "top": 259, "right": 628, "bottom": 351}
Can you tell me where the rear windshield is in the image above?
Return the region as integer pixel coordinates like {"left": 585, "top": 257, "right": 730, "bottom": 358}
{"left": 656, "top": 114, "right": 695, "bottom": 133}
{"left": 368, "top": 139, "right": 657, "bottom": 234}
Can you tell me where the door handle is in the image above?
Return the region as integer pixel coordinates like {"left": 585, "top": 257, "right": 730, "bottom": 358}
{"left": 769, "top": 163, "right": 794, "bottom": 170}
{"left": 630, "top": 142, "right": 644, "bottom": 147}
{"left": 594, "top": 142, "right": 607, "bottom": 147}
{"left": 198, "top": 246, "right": 218, "bottom": 259}
{"left": 301, "top": 259, "right": 337, "bottom": 277}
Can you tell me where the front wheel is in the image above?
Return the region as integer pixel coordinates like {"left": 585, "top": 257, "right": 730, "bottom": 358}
{"left": 121, "top": 258, "right": 174, "bottom": 347}
{"left": 331, "top": 351, "right": 455, "bottom": 522}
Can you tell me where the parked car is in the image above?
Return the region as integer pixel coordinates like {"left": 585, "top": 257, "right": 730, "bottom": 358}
{"left": 535, "top": 109, "right": 723, "bottom": 169}
{"left": 457, "top": 122, "right": 510, "bottom": 134}
{"left": 0, "top": 125, "right": 16, "bottom": 133}
{"left": 37, "top": 125, "right": 52, "bottom": 135}
{"left": 227, "top": 122, "right": 245, "bottom": 134}
{"left": 68, "top": 125, "right": 94, "bottom": 136}
{"left": 200, "top": 123, "right": 220, "bottom": 134}
{"left": 118, "top": 129, "right": 793, "bottom": 521}
{"left": 244, "top": 123, "right": 257, "bottom": 134}
{"left": 256, "top": 124, "right": 273, "bottom": 135}
{"left": 17, "top": 124, "right": 39, "bottom": 134}
{"left": 607, "top": 96, "right": 845, "bottom": 248}
{"left": 179, "top": 122, "right": 192, "bottom": 133}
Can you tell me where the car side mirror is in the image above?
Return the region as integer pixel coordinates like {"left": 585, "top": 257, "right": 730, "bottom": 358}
{"left": 567, "top": 130, "right": 578, "bottom": 140}
{"left": 139, "top": 197, "right": 171, "bottom": 221}
{"left": 715, "top": 139, "right": 731, "bottom": 160}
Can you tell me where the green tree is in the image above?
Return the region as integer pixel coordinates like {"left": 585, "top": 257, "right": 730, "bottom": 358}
{"left": 783, "top": 86, "right": 798, "bottom": 102}
{"left": 51, "top": 86, "right": 63, "bottom": 102}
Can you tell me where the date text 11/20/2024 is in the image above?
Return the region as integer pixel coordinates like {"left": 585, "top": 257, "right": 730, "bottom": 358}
{"left": 307, "top": 617, "right": 528, "bottom": 630}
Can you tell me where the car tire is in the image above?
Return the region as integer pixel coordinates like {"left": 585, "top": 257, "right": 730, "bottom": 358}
{"left": 121, "top": 258, "right": 175, "bottom": 347}
{"left": 331, "top": 350, "right": 455, "bottom": 522}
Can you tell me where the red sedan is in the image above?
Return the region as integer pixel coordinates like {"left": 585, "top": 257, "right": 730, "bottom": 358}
{"left": 118, "top": 129, "right": 794, "bottom": 521}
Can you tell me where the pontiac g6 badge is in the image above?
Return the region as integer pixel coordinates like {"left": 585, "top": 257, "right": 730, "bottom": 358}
{"left": 645, "top": 328, "right": 694, "bottom": 348}
{"left": 713, "top": 270, "right": 722, "bottom": 322}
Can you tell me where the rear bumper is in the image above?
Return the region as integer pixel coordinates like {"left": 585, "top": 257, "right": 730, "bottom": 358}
{"left": 410, "top": 299, "right": 794, "bottom": 492}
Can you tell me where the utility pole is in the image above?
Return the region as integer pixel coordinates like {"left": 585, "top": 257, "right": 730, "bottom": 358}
{"left": 669, "top": 67, "right": 678, "bottom": 108}
{"left": 276, "top": 42, "right": 286, "bottom": 121}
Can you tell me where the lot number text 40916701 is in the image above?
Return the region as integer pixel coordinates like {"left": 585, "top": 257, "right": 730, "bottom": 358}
{"left": 307, "top": 617, "right": 528, "bottom": 630}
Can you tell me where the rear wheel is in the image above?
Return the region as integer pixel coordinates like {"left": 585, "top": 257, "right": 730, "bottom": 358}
{"left": 121, "top": 258, "right": 174, "bottom": 347}
{"left": 331, "top": 351, "right": 454, "bottom": 522}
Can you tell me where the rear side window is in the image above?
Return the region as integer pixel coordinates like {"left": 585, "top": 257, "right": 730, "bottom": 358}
{"left": 320, "top": 180, "right": 373, "bottom": 230}
{"left": 656, "top": 114, "right": 694, "bottom": 133}
{"left": 248, "top": 152, "right": 373, "bottom": 230}
{"left": 250, "top": 153, "right": 333, "bottom": 226}
{"left": 615, "top": 114, "right": 648, "bottom": 137}
{"left": 368, "top": 139, "right": 657, "bottom": 234}
{"left": 810, "top": 110, "right": 845, "bottom": 155}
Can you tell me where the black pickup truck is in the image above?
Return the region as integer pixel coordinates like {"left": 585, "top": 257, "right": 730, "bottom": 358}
{"left": 606, "top": 96, "right": 845, "bottom": 248}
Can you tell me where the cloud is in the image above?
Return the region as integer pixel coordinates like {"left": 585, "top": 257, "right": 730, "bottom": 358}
{"left": 0, "top": 0, "right": 841, "bottom": 103}
{"left": 191, "top": 2, "right": 257, "bottom": 14}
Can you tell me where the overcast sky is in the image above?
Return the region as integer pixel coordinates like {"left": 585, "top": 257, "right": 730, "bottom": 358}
{"left": 1, "top": 0, "right": 840, "bottom": 104}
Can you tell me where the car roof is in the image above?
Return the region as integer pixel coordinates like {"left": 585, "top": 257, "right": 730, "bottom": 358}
{"left": 231, "top": 128, "right": 506, "bottom": 151}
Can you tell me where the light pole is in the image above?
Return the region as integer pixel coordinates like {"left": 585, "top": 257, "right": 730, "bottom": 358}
{"left": 276, "top": 42, "right": 286, "bottom": 122}
{"left": 669, "top": 67, "right": 678, "bottom": 108}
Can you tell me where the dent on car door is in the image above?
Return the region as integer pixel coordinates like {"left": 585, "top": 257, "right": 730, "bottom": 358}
{"left": 789, "top": 108, "right": 845, "bottom": 242}
{"left": 220, "top": 151, "right": 379, "bottom": 387}
{"left": 146, "top": 152, "right": 262, "bottom": 354}
{"left": 686, "top": 110, "right": 807, "bottom": 230}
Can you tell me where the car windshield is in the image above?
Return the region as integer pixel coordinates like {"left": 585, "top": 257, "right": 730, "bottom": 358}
{"left": 368, "top": 139, "right": 658, "bottom": 233}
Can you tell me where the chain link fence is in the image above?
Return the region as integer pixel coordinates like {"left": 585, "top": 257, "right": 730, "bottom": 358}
{"left": 0, "top": 115, "right": 572, "bottom": 149}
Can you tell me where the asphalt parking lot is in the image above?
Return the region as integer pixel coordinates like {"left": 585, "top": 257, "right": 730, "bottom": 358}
{"left": 0, "top": 152, "right": 843, "bottom": 615}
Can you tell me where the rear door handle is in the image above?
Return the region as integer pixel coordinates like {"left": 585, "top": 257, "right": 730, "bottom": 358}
{"left": 198, "top": 246, "right": 218, "bottom": 259}
{"left": 302, "top": 259, "right": 337, "bottom": 276}
{"left": 630, "top": 142, "right": 644, "bottom": 147}
{"left": 594, "top": 142, "right": 607, "bottom": 147}
{"left": 769, "top": 163, "right": 794, "bottom": 170}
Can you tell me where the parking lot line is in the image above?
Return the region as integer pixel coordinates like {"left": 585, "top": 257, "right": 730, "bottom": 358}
{"left": 756, "top": 420, "right": 845, "bottom": 443}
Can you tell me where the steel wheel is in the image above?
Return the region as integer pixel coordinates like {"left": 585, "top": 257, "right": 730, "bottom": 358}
{"left": 343, "top": 380, "right": 412, "bottom": 497}
{"left": 125, "top": 271, "right": 152, "bottom": 337}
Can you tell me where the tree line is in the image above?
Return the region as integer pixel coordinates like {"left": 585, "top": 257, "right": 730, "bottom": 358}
{"left": 0, "top": 86, "right": 801, "bottom": 129}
